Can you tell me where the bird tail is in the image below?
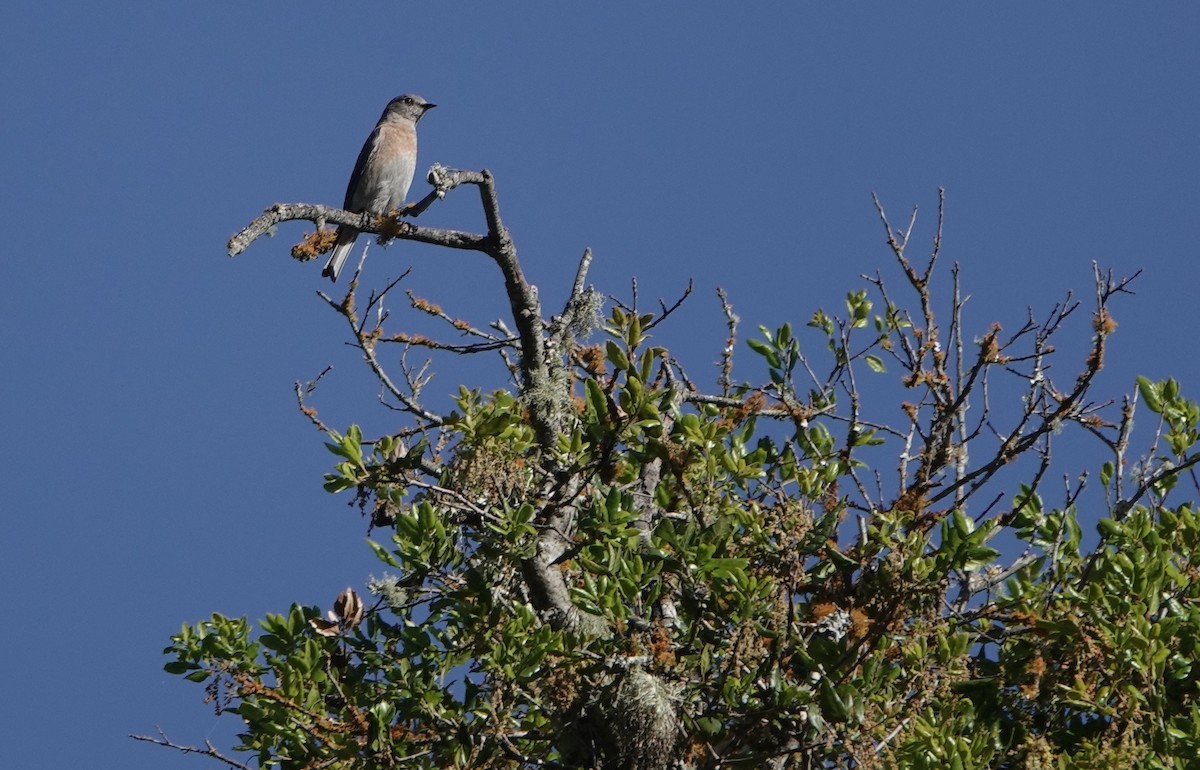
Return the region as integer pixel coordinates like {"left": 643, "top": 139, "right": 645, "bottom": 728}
{"left": 322, "top": 227, "right": 359, "bottom": 282}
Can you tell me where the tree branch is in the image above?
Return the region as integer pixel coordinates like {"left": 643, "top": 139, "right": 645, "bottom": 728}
{"left": 131, "top": 728, "right": 254, "bottom": 770}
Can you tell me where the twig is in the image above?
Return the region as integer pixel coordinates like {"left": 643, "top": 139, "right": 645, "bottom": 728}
{"left": 644, "top": 279, "right": 694, "bottom": 331}
{"left": 405, "top": 289, "right": 512, "bottom": 343}
{"left": 131, "top": 728, "right": 254, "bottom": 770}
{"left": 295, "top": 366, "right": 334, "bottom": 432}
{"left": 716, "top": 288, "right": 738, "bottom": 397}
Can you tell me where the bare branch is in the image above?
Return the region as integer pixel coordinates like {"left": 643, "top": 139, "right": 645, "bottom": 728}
{"left": 645, "top": 279, "right": 694, "bottom": 331}
{"left": 404, "top": 289, "right": 513, "bottom": 344}
{"left": 716, "top": 288, "right": 738, "bottom": 397}
{"left": 226, "top": 165, "right": 508, "bottom": 260}
{"left": 227, "top": 202, "right": 490, "bottom": 258}
{"left": 567, "top": 248, "right": 594, "bottom": 307}
{"left": 131, "top": 728, "right": 254, "bottom": 770}
{"left": 295, "top": 366, "right": 334, "bottom": 432}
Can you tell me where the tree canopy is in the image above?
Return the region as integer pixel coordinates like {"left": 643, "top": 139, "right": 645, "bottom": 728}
{"left": 144, "top": 176, "right": 1200, "bottom": 769}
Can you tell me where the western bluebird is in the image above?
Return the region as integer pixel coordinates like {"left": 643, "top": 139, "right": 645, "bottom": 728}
{"left": 323, "top": 94, "right": 436, "bottom": 281}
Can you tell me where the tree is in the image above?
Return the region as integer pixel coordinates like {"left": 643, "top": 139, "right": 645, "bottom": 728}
{"left": 140, "top": 172, "right": 1200, "bottom": 769}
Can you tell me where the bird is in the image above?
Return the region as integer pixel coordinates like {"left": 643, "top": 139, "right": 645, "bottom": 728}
{"left": 322, "top": 94, "right": 436, "bottom": 282}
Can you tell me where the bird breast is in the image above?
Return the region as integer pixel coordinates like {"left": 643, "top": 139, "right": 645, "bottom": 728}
{"left": 354, "top": 123, "right": 418, "bottom": 214}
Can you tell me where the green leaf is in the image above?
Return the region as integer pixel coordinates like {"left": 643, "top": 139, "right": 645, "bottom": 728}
{"left": 367, "top": 539, "right": 402, "bottom": 568}
{"left": 1138, "top": 375, "right": 1163, "bottom": 414}
{"left": 747, "top": 338, "right": 781, "bottom": 369}
{"left": 1100, "top": 460, "right": 1114, "bottom": 488}
{"left": 606, "top": 340, "right": 630, "bottom": 371}
{"left": 584, "top": 378, "right": 608, "bottom": 423}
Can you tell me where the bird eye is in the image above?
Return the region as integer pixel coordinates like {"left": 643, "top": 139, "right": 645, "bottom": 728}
{"left": 403, "top": 97, "right": 414, "bottom": 104}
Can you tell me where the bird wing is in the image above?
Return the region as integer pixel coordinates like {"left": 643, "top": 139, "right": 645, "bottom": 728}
{"left": 343, "top": 125, "right": 384, "bottom": 211}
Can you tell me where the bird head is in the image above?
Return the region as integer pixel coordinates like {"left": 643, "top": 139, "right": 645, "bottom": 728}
{"left": 385, "top": 93, "right": 436, "bottom": 123}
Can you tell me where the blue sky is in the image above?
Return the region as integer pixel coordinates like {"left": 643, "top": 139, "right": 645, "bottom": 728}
{"left": 3, "top": 3, "right": 1198, "bottom": 766}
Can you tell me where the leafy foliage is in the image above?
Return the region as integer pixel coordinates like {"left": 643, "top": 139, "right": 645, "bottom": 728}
{"left": 157, "top": 189, "right": 1200, "bottom": 769}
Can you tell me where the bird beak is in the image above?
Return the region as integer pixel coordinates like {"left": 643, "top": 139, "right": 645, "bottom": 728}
{"left": 424, "top": 103, "right": 438, "bottom": 111}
